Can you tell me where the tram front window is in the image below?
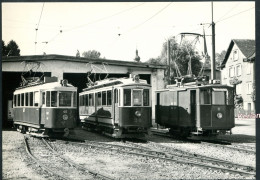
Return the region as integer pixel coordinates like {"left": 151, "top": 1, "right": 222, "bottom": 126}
{"left": 200, "top": 89, "right": 211, "bottom": 104}
{"left": 59, "top": 91, "right": 72, "bottom": 107}
{"left": 133, "top": 89, "right": 142, "bottom": 106}
{"left": 124, "top": 89, "right": 131, "bottom": 106}
{"left": 212, "top": 91, "right": 226, "bottom": 105}
{"left": 143, "top": 89, "right": 149, "bottom": 106}
{"left": 51, "top": 91, "right": 57, "bottom": 107}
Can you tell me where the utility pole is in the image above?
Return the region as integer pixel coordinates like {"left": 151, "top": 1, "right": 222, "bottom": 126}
{"left": 211, "top": 1, "right": 216, "bottom": 80}
{"left": 167, "top": 39, "right": 171, "bottom": 84}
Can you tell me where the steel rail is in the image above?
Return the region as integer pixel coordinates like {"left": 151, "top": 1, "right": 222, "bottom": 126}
{"left": 142, "top": 141, "right": 255, "bottom": 172}
{"left": 151, "top": 129, "right": 256, "bottom": 154}
{"left": 42, "top": 138, "right": 114, "bottom": 180}
{"left": 59, "top": 139, "right": 255, "bottom": 177}
{"left": 201, "top": 142, "right": 256, "bottom": 154}
{"left": 23, "top": 136, "right": 70, "bottom": 180}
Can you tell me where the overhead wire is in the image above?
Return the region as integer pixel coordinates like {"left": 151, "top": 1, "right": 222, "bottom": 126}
{"left": 64, "top": 2, "right": 146, "bottom": 33}
{"left": 125, "top": 2, "right": 172, "bottom": 34}
{"left": 35, "top": 3, "right": 45, "bottom": 54}
{"left": 41, "top": 2, "right": 146, "bottom": 54}
{"left": 215, "top": 3, "right": 240, "bottom": 23}
{"left": 216, "top": 6, "right": 254, "bottom": 23}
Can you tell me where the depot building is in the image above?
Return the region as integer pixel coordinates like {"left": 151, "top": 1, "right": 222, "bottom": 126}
{"left": 2, "top": 54, "right": 166, "bottom": 127}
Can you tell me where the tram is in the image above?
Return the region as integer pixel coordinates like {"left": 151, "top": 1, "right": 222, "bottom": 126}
{"left": 155, "top": 78, "right": 235, "bottom": 137}
{"left": 13, "top": 77, "right": 78, "bottom": 137}
{"left": 79, "top": 74, "right": 152, "bottom": 138}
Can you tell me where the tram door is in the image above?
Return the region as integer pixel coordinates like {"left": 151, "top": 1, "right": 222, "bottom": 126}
{"left": 190, "top": 90, "right": 196, "bottom": 123}
{"left": 114, "top": 89, "right": 119, "bottom": 124}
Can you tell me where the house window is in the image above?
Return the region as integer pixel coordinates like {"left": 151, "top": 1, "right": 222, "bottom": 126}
{"left": 246, "top": 63, "right": 251, "bottom": 75}
{"left": 247, "top": 82, "right": 252, "bottom": 94}
{"left": 229, "top": 67, "right": 234, "bottom": 78}
{"left": 236, "top": 64, "right": 242, "bottom": 76}
{"left": 236, "top": 83, "right": 242, "bottom": 95}
{"left": 233, "top": 50, "right": 239, "bottom": 61}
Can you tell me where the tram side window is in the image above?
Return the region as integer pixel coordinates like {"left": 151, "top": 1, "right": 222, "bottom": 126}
{"left": 124, "top": 89, "right": 131, "bottom": 106}
{"left": 25, "top": 93, "right": 29, "bottom": 106}
{"left": 29, "top": 92, "right": 33, "bottom": 106}
{"left": 79, "top": 95, "right": 84, "bottom": 106}
{"left": 107, "top": 90, "right": 112, "bottom": 106}
{"left": 97, "top": 92, "right": 102, "bottom": 106}
{"left": 13, "top": 95, "right": 16, "bottom": 107}
{"left": 17, "top": 94, "right": 21, "bottom": 107}
{"left": 227, "top": 89, "right": 234, "bottom": 105}
{"left": 46, "top": 91, "right": 50, "bottom": 107}
{"left": 59, "top": 91, "right": 71, "bottom": 107}
{"left": 89, "top": 94, "right": 94, "bottom": 106}
{"left": 34, "top": 91, "right": 40, "bottom": 106}
{"left": 200, "top": 89, "right": 211, "bottom": 104}
{"left": 143, "top": 89, "right": 149, "bottom": 106}
{"left": 212, "top": 91, "right": 226, "bottom": 105}
{"left": 73, "top": 92, "right": 77, "bottom": 107}
{"left": 42, "top": 92, "right": 46, "bottom": 105}
{"left": 84, "top": 94, "right": 89, "bottom": 106}
{"left": 102, "top": 91, "right": 107, "bottom": 106}
{"left": 21, "top": 93, "right": 24, "bottom": 106}
{"left": 114, "top": 89, "right": 118, "bottom": 103}
{"left": 133, "top": 89, "right": 142, "bottom": 106}
{"left": 51, "top": 91, "right": 58, "bottom": 107}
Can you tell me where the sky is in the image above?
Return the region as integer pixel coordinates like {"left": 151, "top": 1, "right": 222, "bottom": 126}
{"left": 2, "top": 1, "right": 255, "bottom": 62}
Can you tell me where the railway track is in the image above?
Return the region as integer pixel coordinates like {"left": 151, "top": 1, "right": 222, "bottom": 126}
{"left": 151, "top": 129, "right": 256, "bottom": 154}
{"left": 23, "top": 135, "right": 114, "bottom": 180}
{"left": 58, "top": 139, "right": 255, "bottom": 177}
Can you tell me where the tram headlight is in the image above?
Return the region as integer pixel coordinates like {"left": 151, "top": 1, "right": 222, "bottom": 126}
{"left": 63, "top": 114, "right": 68, "bottom": 120}
{"left": 216, "top": 113, "right": 223, "bottom": 119}
{"left": 135, "top": 111, "right": 141, "bottom": 117}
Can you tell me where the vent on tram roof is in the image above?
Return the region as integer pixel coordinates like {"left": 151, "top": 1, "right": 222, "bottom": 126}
{"left": 44, "top": 76, "right": 58, "bottom": 83}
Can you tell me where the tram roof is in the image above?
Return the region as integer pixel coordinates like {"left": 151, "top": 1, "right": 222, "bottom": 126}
{"left": 156, "top": 83, "right": 233, "bottom": 92}
{"left": 14, "top": 81, "right": 77, "bottom": 94}
{"left": 82, "top": 77, "right": 150, "bottom": 92}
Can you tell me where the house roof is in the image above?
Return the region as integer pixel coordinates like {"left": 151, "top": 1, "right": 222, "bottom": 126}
{"left": 243, "top": 52, "right": 255, "bottom": 62}
{"left": 220, "top": 39, "right": 255, "bottom": 68}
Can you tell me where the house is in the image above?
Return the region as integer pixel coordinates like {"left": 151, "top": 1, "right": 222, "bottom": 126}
{"left": 220, "top": 39, "right": 255, "bottom": 115}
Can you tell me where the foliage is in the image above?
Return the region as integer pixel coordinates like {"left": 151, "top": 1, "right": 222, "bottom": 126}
{"left": 229, "top": 76, "right": 242, "bottom": 85}
{"left": 215, "top": 50, "right": 227, "bottom": 68}
{"left": 2, "top": 40, "right": 21, "bottom": 57}
{"left": 146, "top": 36, "right": 202, "bottom": 79}
{"left": 146, "top": 57, "right": 163, "bottom": 65}
{"left": 76, "top": 50, "right": 80, "bottom": 57}
{"left": 82, "top": 50, "right": 101, "bottom": 59}
{"left": 229, "top": 76, "right": 243, "bottom": 109}
{"left": 234, "top": 95, "right": 243, "bottom": 109}
{"left": 2, "top": 40, "right": 8, "bottom": 56}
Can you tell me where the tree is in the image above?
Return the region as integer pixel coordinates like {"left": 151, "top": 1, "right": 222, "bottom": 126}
{"left": 2, "top": 40, "right": 8, "bottom": 56}
{"left": 82, "top": 50, "right": 101, "bottom": 59}
{"left": 230, "top": 76, "right": 243, "bottom": 109}
{"left": 76, "top": 50, "right": 80, "bottom": 57}
{"left": 146, "top": 57, "right": 163, "bottom": 65}
{"left": 5, "top": 40, "right": 21, "bottom": 56}
{"left": 215, "top": 50, "right": 226, "bottom": 68}
{"left": 146, "top": 36, "right": 202, "bottom": 81}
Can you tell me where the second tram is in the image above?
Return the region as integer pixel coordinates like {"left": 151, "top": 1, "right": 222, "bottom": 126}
{"left": 79, "top": 75, "right": 152, "bottom": 138}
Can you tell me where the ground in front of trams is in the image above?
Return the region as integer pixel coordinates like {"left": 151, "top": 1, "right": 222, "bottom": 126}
{"left": 2, "top": 118, "right": 255, "bottom": 179}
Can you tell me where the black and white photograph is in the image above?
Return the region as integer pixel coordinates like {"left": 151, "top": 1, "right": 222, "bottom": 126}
{"left": 2, "top": 1, "right": 256, "bottom": 179}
